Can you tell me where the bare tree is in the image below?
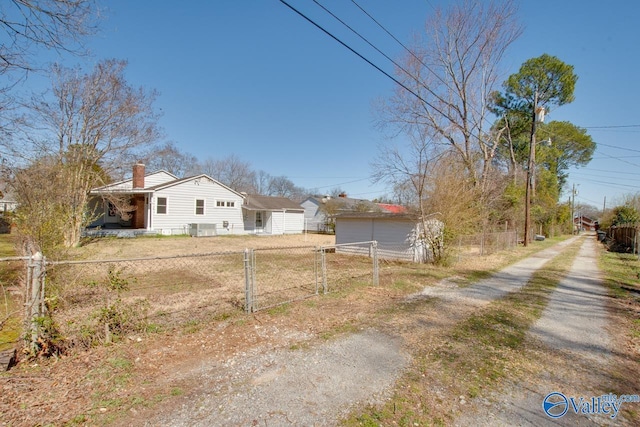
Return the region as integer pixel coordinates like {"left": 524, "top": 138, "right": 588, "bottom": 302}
{"left": 254, "top": 170, "right": 272, "bottom": 195}
{"left": 0, "top": 0, "right": 99, "bottom": 151}
{"left": 377, "top": 0, "right": 522, "bottom": 192}
{"left": 12, "top": 59, "right": 161, "bottom": 249}
{"left": 265, "top": 175, "right": 305, "bottom": 199}
{"left": 140, "top": 141, "right": 197, "bottom": 178}
{"left": 195, "top": 154, "right": 257, "bottom": 193}
{"left": 0, "top": 0, "right": 98, "bottom": 76}
{"left": 372, "top": 131, "right": 434, "bottom": 214}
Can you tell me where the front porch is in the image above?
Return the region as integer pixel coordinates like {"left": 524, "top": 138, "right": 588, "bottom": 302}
{"left": 83, "top": 223, "right": 157, "bottom": 238}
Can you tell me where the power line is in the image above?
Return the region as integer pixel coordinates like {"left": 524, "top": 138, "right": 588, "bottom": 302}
{"left": 596, "top": 141, "right": 640, "bottom": 154}
{"left": 349, "top": 0, "right": 480, "bottom": 125}
{"left": 573, "top": 176, "right": 640, "bottom": 191}
{"left": 279, "top": 0, "right": 432, "bottom": 111}
{"left": 596, "top": 151, "right": 640, "bottom": 168}
{"left": 573, "top": 167, "right": 640, "bottom": 177}
{"left": 585, "top": 124, "right": 640, "bottom": 129}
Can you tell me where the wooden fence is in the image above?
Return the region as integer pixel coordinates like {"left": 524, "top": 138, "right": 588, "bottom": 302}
{"left": 606, "top": 224, "right": 639, "bottom": 253}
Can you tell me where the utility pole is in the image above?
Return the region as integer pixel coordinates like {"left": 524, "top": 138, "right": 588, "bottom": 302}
{"left": 571, "top": 183, "right": 577, "bottom": 234}
{"left": 524, "top": 91, "right": 543, "bottom": 246}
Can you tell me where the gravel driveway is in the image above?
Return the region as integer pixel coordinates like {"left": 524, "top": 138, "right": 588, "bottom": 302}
{"left": 455, "top": 236, "right": 629, "bottom": 426}
{"left": 144, "top": 329, "right": 408, "bottom": 426}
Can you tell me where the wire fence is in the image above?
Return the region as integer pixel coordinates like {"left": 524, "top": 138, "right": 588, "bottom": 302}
{"left": 46, "top": 251, "right": 247, "bottom": 347}
{"left": 454, "top": 231, "right": 518, "bottom": 261}
{"left": 1, "top": 233, "right": 519, "bottom": 351}
{"left": 1, "top": 242, "right": 380, "bottom": 350}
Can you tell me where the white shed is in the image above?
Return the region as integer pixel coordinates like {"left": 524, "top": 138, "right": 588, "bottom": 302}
{"left": 335, "top": 212, "right": 442, "bottom": 263}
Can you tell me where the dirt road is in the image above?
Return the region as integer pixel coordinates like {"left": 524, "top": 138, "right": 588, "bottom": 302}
{"left": 454, "top": 235, "right": 632, "bottom": 426}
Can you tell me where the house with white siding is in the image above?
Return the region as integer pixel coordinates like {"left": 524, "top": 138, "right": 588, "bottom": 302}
{"left": 88, "top": 163, "right": 245, "bottom": 236}
{"left": 301, "top": 194, "right": 382, "bottom": 233}
{"left": 334, "top": 212, "right": 443, "bottom": 263}
{"left": 242, "top": 194, "right": 304, "bottom": 235}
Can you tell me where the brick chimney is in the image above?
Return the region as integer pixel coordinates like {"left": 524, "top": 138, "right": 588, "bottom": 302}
{"left": 132, "top": 162, "right": 145, "bottom": 189}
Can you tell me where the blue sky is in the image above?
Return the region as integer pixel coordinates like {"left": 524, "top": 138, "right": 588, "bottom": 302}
{"left": 31, "top": 1, "right": 640, "bottom": 209}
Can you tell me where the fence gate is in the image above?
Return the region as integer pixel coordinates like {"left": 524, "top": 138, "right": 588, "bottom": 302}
{"left": 249, "top": 245, "right": 323, "bottom": 312}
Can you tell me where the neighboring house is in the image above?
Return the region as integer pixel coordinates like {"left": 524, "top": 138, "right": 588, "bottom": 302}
{"left": 301, "top": 193, "right": 382, "bottom": 233}
{"left": 89, "top": 163, "right": 245, "bottom": 236}
{"left": 574, "top": 215, "right": 597, "bottom": 232}
{"left": 242, "top": 194, "right": 304, "bottom": 235}
{"left": 377, "top": 203, "right": 407, "bottom": 214}
{"left": 0, "top": 182, "right": 17, "bottom": 214}
{"left": 334, "top": 212, "right": 443, "bottom": 263}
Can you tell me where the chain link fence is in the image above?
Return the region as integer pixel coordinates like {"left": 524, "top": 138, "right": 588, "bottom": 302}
{"left": 1, "top": 234, "right": 523, "bottom": 352}
{"left": 0, "top": 257, "right": 29, "bottom": 352}
{"left": 454, "top": 231, "right": 518, "bottom": 261}
{"left": 46, "top": 251, "right": 247, "bottom": 347}
{"left": 1, "top": 242, "right": 381, "bottom": 350}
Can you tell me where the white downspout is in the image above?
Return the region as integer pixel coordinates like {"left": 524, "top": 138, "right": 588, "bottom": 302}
{"left": 147, "top": 193, "right": 153, "bottom": 231}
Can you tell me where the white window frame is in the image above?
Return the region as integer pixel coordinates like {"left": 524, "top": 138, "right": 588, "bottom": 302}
{"left": 216, "top": 199, "right": 236, "bottom": 208}
{"left": 195, "top": 198, "right": 205, "bottom": 215}
{"left": 156, "top": 196, "right": 168, "bottom": 215}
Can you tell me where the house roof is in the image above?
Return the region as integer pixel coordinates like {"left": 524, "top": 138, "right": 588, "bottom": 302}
{"left": 243, "top": 194, "right": 304, "bottom": 212}
{"left": 333, "top": 212, "right": 418, "bottom": 220}
{"left": 574, "top": 216, "right": 596, "bottom": 225}
{"left": 146, "top": 174, "right": 244, "bottom": 197}
{"left": 377, "top": 203, "right": 407, "bottom": 214}
{"left": 90, "top": 172, "right": 245, "bottom": 199}
{"left": 90, "top": 170, "right": 178, "bottom": 193}
{"left": 0, "top": 181, "right": 16, "bottom": 202}
{"left": 305, "top": 196, "right": 381, "bottom": 212}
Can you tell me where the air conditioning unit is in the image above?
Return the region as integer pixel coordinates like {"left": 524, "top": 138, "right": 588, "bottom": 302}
{"left": 189, "top": 223, "right": 217, "bottom": 237}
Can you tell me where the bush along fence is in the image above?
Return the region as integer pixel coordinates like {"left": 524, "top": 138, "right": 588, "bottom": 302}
{"left": 2, "top": 242, "right": 381, "bottom": 353}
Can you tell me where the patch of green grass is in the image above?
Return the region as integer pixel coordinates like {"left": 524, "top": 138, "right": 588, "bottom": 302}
{"left": 170, "top": 387, "right": 184, "bottom": 396}
{"left": 213, "top": 311, "right": 234, "bottom": 322}
{"left": 304, "top": 299, "right": 318, "bottom": 308}
{"left": 66, "top": 414, "right": 88, "bottom": 425}
{"left": 265, "top": 303, "right": 290, "bottom": 316}
{"left": 183, "top": 320, "right": 201, "bottom": 334}
{"left": 289, "top": 342, "right": 308, "bottom": 351}
{"left": 389, "top": 279, "right": 423, "bottom": 293}
{"left": 145, "top": 323, "right": 163, "bottom": 334}
{"left": 598, "top": 247, "right": 640, "bottom": 425}
{"left": 0, "top": 311, "right": 21, "bottom": 350}
{"left": 0, "top": 234, "right": 16, "bottom": 257}
{"left": 108, "top": 357, "right": 132, "bottom": 370}
{"left": 599, "top": 250, "right": 640, "bottom": 299}
{"left": 0, "top": 235, "right": 21, "bottom": 351}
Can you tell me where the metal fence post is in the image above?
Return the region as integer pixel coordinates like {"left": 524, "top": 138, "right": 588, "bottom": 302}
{"left": 371, "top": 241, "right": 379, "bottom": 286}
{"left": 314, "top": 246, "right": 319, "bottom": 295}
{"left": 321, "top": 246, "right": 328, "bottom": 294}
{"left": 26, "top": 252, "right": 45, "bottom": 351}
{"left": 243, "top": 248, "right": 253, "bottom": 313}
